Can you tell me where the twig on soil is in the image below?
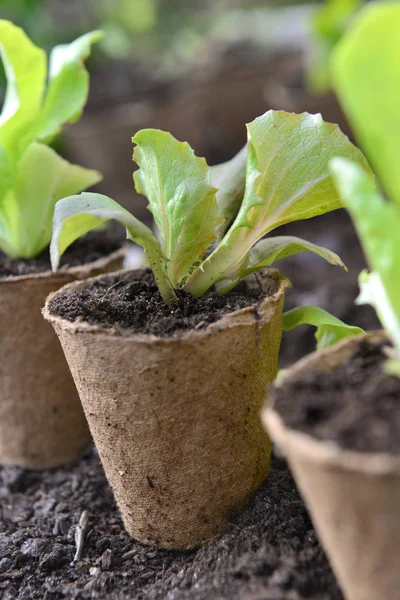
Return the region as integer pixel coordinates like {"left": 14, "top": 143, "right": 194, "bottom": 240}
{"left": 71, "top": 510, "right": 89, "bottom": 564}
{"left": 99, "top": 278, "right": 127, "bottom": 301}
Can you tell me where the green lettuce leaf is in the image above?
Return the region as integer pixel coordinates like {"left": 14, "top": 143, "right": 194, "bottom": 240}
{"left": 356, "top": 270, "right": 400, "bottom": 357}
{"left": 51, "top": 192, "right": 176, "bottom": 302}
{"left": 211, "top": 144, "right": 247, "bottom": 238}
{"left": 0, "top": 20, "right": 46, "bottom": 161}
{"left": 215, "top": 235, "right": 347, "bottom": 293}
{"left": 283, "top": 305, "right": 364, "bottom": 350}
{"left": 1, "top": 143, "right": 101, "bottom": 259}
{"left": 38, "top": 30, "right": 103, "bottom": 142}
{"left": 133, "top": 129, "right": 220, "bottom": 286}
{"left": 0, "top": 22, "right": 102, "bottom": 259}
{"left": 332, "top": 2, "right": 400, "bottom": 207}
{"left": 185, "top": 111, "right": 370, "bottom": 296}
{"left": 330, "top": 157, "right": 400, "bottom": 357}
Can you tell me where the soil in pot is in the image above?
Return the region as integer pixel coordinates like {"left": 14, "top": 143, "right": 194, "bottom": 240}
{"left": 0, "top": 450, "right": 342, "bottom": 600}
{"left": 0, "top": 226, "right": 125, "bottom": 278}
{"left": 273, "top": 337, "right": 400, "bottom": 453}
{"left": 47, "top": 268, "right": 278, "bottom": 336}
{"left": 265, "top": 333, "right": 400, "bottom": 600}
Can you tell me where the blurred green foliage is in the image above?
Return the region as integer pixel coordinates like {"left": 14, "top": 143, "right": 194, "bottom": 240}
{"left": 307, "top": 0, "right": 364, "bottom": 93}
{"left": 0, "top": 0, "right": 311, "bottom": 77}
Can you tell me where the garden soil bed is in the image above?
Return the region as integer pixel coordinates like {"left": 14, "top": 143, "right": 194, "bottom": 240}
{"left": 0, "top": 451, "right": 342, "bottom": 600}
{"left": 273, "top": 337, "right": 400, "bottom": 454}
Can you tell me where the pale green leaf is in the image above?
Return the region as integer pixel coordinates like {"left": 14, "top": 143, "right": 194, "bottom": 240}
{"left": 38, "top": 31, "right": 103, "bottom": 141}
{"left": 133, "top": 129, "right": 219, "bottom": 287}
{"left": 385, "top": 359, "right": 400, "bottom": 378}
{"left": 185, "top": 110, "right": 369, "bottom": 296}
{"left": 0, "top": 144, "right": 12, "bottom": 205}
{"left": 51, "top": 192, "right": 176, "bottom": 302}
{"left": 211, "top": 144, "right": 247, "bottom": 238}
{"left": 330, "top": 157, "right": 400, "bottom": 356}
{"left": 215, "top": 235, "right": 347, "bottom": 293}
{"left": 282, "top": 305, "right": 364, "bottom": 350}
{"left": 9, "top": 143, "right": 101, "bottom": 258}
{"left": 332, "top": 3, "right": 400, "bottom": 206}
{"left": 356, "top": 270, "right": 400, "bottom": 359}
{"left": 0, "top": 20, "right": 46, "bottom": 160}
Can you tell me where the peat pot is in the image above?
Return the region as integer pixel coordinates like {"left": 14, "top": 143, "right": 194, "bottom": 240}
{"left": 43, "top": 268, "right": 290, "bottom": 549}
{"left": 0, "top": 248, "right": 125, "bottom": 469}
{"left": 263, "top": 331, "right": 400, "bottom": 600}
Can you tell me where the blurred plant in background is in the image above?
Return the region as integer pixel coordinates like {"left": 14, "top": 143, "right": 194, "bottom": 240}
{"left": 0, "top": 0, "right": 313, "bottom": 77}
{"left": 0, "top": 0, "right": 355, "bottom": 218}
{"left": 306, "top": 0, "right": 364, "bottom": 94}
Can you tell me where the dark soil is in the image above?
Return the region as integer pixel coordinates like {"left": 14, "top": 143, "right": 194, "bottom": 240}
{"left": 0, "top": 227, "right": 124, "bottom": 278}
{"left": 0, "top": 450, "right": 342, "bottom": 600}
{"left": 48, "top": 269, "right": 279, "bottom": 337}
{"left": 273, "top": 338, "right": 400, "bottom": 454}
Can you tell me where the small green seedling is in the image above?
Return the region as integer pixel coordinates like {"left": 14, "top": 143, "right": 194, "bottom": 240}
{"left": 330, "top": 2, "right": 400, "bottom": 375}
{"left": 51, "top": 110, "right": 371, "bottom": 305}
{"left": 50, "top": 108, "right": 370, "bottom": 348}
{"left": 0, "top": 21, "right": 102, "bottom": 260}
{"left": 283, "top": 305, "right": 364, "bottom": 350}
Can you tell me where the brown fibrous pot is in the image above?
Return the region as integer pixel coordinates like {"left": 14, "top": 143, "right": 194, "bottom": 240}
{"left": 43, "top": 268, "right": 289, "bottom": 549}
{"left": 263, "top": 331, "right": 400, "bottom": 600}
{"left": 0, "top": 247, "right": 125, "bottom": 469}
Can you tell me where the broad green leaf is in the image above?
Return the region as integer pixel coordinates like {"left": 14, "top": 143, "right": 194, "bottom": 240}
{"left": 133, "top": 129, "right": 220, "bottom": 287}
{"left": 0, "top": 20, "right": 46, "bottom": 160}
{"left": 51, "top": 192, "right": 176, "bottom": 302}
{"left": 0, "top": 23, "right": 101, "bottom": 261}
{"left": 0, "top": 144, "right": 12, "bottom": 206}
{"left": 185, "top": 110, "right": 370, "bottom": 296}
{"left": 332, "top": 3, "right": 400, "bottom": 206}
{"left": 6, "top": 143, "right": 101, "bottom": 258}
{"left": 214, "top": 235, "right": 347, "bottom": 293}
{"left": 211, "top": 144, "right": 247, "bottom": 238}
{"left": 38, "top": 31, "right": 103, "bottom": 141}
{"left": 282, "top": 305, "right": 364, "bottom": 350}
{"left": 331, "top": 158, "right": 400, "bottom": 356}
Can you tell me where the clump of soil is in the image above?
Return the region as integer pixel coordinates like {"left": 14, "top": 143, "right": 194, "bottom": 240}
{"left": 273, "top": 338, "right": 400, "bottom": 454}
{"left": 0, "top": 450, "right": 342, "bottom": 600}
{"left": 0, "top": 227, "right": 124, "bottom": 278}
{"left": 48, "top": 269, "right": 280, "bottom": 337}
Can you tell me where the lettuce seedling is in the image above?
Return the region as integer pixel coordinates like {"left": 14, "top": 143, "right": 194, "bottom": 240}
{"left": 0, "top": 21, "right": 102, "bottom": 259}
{"left": 51, "top": 110, "right": 370, "bottom": 304}
{"left": 283, "top": 305, "right": 364, "bottom": 350}
{"left": 330, "top": 2, "right": 400, "bottom": 375}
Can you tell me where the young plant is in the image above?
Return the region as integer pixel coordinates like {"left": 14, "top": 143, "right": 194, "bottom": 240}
{"left": 329, "top": 2, "right": 400, "bottom": 375}
{"left": 51, "top": 110, "right": 370, "bottom": 304}
{"left": 0, "top": 20, "right": 102, "bottom": 259}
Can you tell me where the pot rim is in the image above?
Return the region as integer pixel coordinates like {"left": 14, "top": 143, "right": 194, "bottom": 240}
{"left": 42, "top": 267, "right": 291, "bottom": 344}
{"left": 262, "top": 330, "right": 400, "bottom": 474}
{"left": 0, "top": 246, "right": 126, "bottom": 285}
